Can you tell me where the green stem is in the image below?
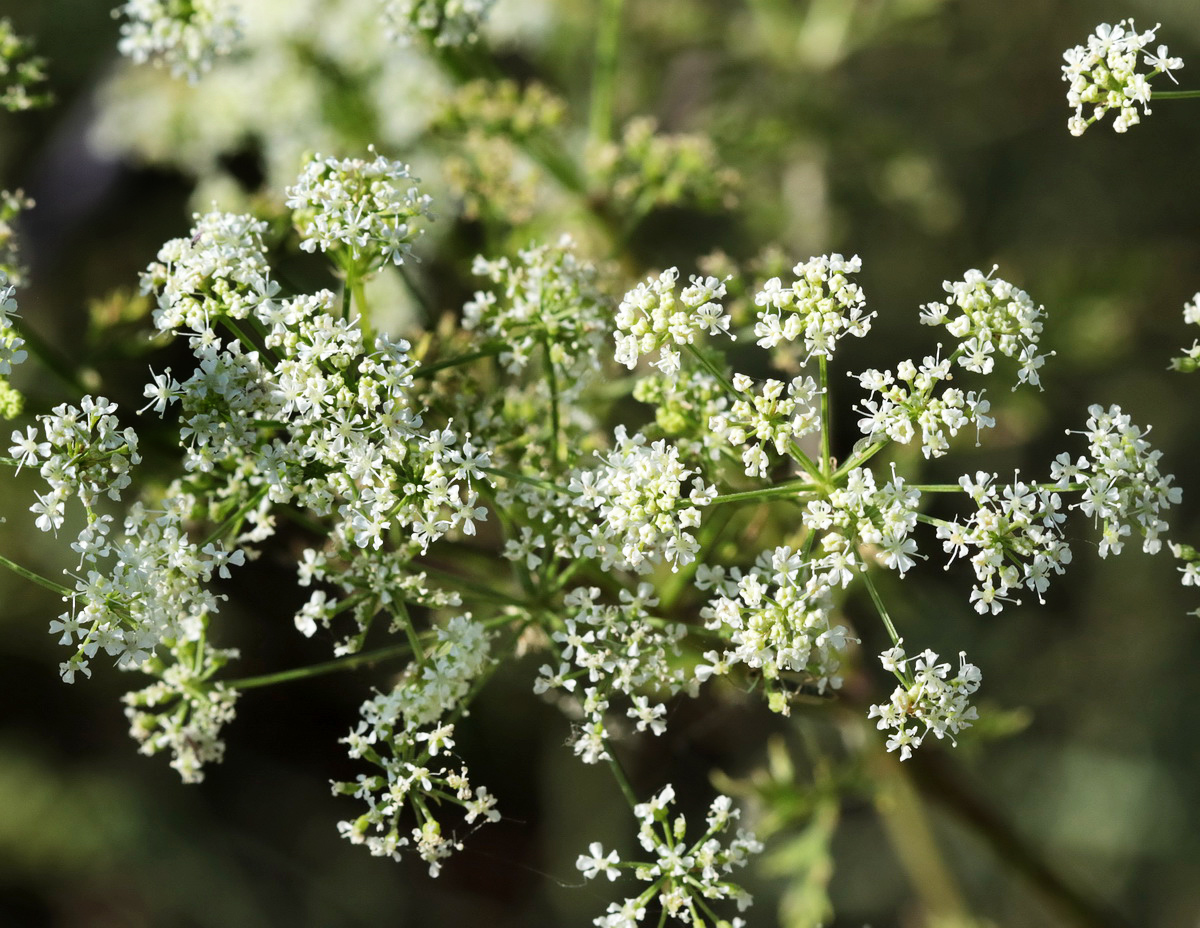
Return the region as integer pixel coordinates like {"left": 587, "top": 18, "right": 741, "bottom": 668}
{"left": 861, "top": 569, "right": 901, "bottom": 649}
{"left": 589, "top": 0, "right": 625, "bottom": 146}
{"left": 818, "top": 354, "right": 832, "bottom": 475}
{"left": 11, "top": 318, "right": 89, "bottom": 397}
{"left": 352, "top": 276, "right": 372, "bottom": 346}
{"left": 543, "top": 337, "right": 563, "bottom": 466}
{"left": 394, "top": 600, "right": 426, "bottom": 663}
{"left": 201, "top": 486, "right": 269, "bottom": 548}
{"left": 833, "top": 438, "right": 889, "bottom": 481}
{"left": 412, "top": 345, "right": 504, "bottom": 379}
{"left": 0, "top": 551, "right": 72, "bottom": 597}
{"left": 711, "top": 479, "right": 813, "bottom": 506}
{"left": 415, "top": 559, "right": 531, "bottom": 608}
{"left": 226, "top": 612, "right": 520, "bottom": 691}
{"left": 910, "top": 481, "right": 1085, "bottom": 494}
{"left": 603, "top": 741, "right": 640, "bottom": 810}
{"left": 1152, "top": 89, "right": 1200, "bottom": 99}
{"left": 220, "top": 317, "right": 263, "bottom": 357}
{"left": 683, "top": 342, "right": 737, "bottom": 396}
{"left": 225, "top": 642, "right": 414, "bottom": 690}
{"left": 480, "top": 465, "right": 577, "bottom": 496}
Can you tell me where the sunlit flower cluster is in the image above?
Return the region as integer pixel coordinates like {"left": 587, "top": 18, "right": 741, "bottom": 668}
{"left": 1062, "top": 19, "right": 1184, "bottom": 135}
{"left": 286, "top": 147, "right": 433, "bottom": 275}
{"left": 710, "top": 374, "right": 821, "bottom": 478}
{"left": 615, "top": 269, "right": 733, "bottom": 376}
{"left": 753, "top": 253, "right": 873, "bottom": 358}
{"left": 569, "top": 427, "right": 716, "bottom": 573}
{"left": 868, "top": 642, "right": 981, "bottom": 760}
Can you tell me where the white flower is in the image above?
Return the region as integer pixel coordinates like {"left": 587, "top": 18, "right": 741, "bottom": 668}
{"left": 577, "top": 842, "right": 621, "bottom": 881}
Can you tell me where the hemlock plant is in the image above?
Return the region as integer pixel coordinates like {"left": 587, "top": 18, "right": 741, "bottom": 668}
{"left": 1, "top": 4, "right": 1199, "bottom": 926}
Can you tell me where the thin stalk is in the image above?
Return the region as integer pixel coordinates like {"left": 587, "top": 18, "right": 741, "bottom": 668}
{"left": 684, "top": 342, "right": 738, "bottom": 396}
{"left": 225, "top": 642, "right": 414, "bottom": 690}
{"left": 412, "top": 345, "right": 504, "bottom": 379}
{"left": 12, "top": 318, "right": 89, "bottom": 396}
{"left": 833, "top": 438, "right": 889, "bottom": 481}
{"left": 481, "top": 465, "right": 577, "bottom": 496}
{"left": 543, "top": 337, "right": 563, "bottom": 466}
{"left": 352, "top": 275, "right": 372, "bottom": 346}
{"left": 394, "top": 600, "right": 426, "bottom": 663}
{"left": 201, "top": 486, "right": 269, "bottom": 548}
{"left": 0, "top": 552, "right": 72, "bottom": 597}
{"left": 861, "top": 569, "right": 901, "bottom": 648}
{"left": 603, "top": 741, "right": 640, "bottom": 809}
{"left": 220, "top": 317, "right": 264, "bottom": 357}
{"left": 710, "top": 482, "right": 816, "bottom": 504}
{"left": 416, "top": 559, "right": 531, "bottom": 608}
{"left": 589, "top": 0, "right": 625, "bottom": 145}
{"left": 910, "top": 481, "right": 1084, "bottom": 494}
{"left": 818, "top": 354, "right": 832, "bottom": 475}
{"left": 712, "top": 478, "right": 814, "bottom": 506}
{"left": 1152, "top": 89, "right": 1200, "bottom": 99}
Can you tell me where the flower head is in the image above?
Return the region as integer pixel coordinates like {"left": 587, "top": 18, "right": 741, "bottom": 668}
{"left": 1062, "top": 19, "right": 1184, "bottom": 136}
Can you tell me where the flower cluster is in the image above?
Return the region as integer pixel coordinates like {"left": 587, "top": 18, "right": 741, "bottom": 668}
{"left": 615, "top": 269, "right": 732, "bottom": 375}
{"left": 123, "top": 640, "right": 239, "bottom": 783}
{"left": 568, "top": 427, "right": 716, "bottom": 573}
{"left": 142, "top": 224, "right": 490, "bottom": 554}
{"left": 0, "top": 272, "right": 26, "bottom": 418}
{"left": 937, "top": 471, "right": 1070, "bottom": 615}
{"left": 868, "top": 642, "right": 981, "bottom": 760}
{"left": 578, "top": 785, "right": 761, "bottom": 928}
{"left": 140, "top": 210, "right": 277, "bottom": 332}
{"left": 0, "top": 17, "right": 51, "bottom": 111}
{"left": 380, "top": 0, "right": 496, "bottom": 47}
{"left": 804, "top": 467, "right": 923, "bottom": 579}
{"left": 710, "top": 373, "right": 821, "bottom": 477}
{"left": 1059, "top": 404, "right": 1180, "bottom": 556}
{"left": 920, "top": 268, "right": 1050, "bottom": 388}
{"left": 854, "top": 355, "right": 994, "bottom": 459}
{"left": 464, "top": 236, "right": 609, "bottom": 389}
{"left": 334, "top": 614, "right": 499, "bottom": 874}
{"left": 11, "top": 396, "right": 140, "bottom": 536}
{"left": 535, "top": 585, "right": 691, "bottom": 764}
{"left": 114, "top": 0, "right": 243, "bottom": 83}
{"left": 699, "top": 546, "right": 853, "bottom": 709}
{"left": 753, "top": 253, "right": 873, "bottom": 358}
{"left": 286, "top": 147, "right": 432, "bottom": 276}
{"left": 1062, "top": 19, "right": 1184, "bottom": 136}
